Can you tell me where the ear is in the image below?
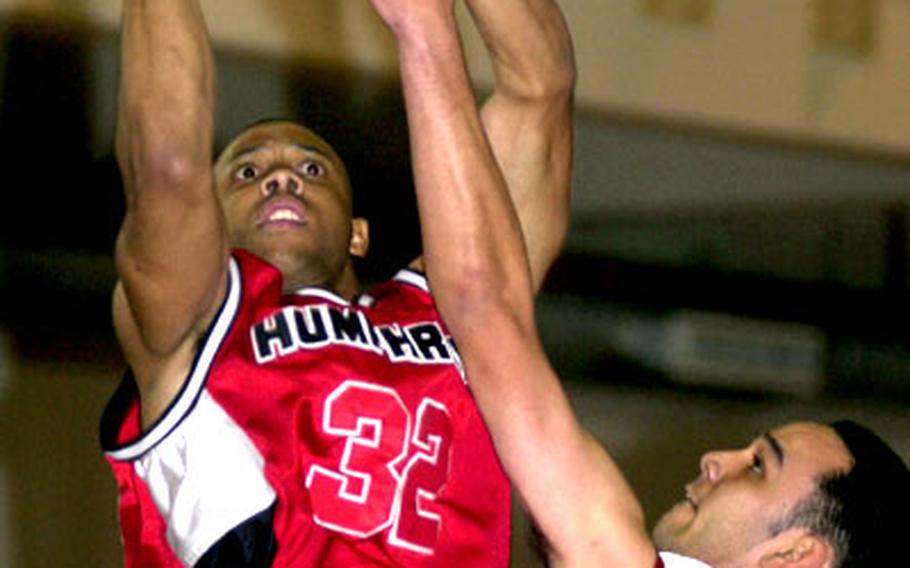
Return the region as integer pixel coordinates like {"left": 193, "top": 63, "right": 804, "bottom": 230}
{"left": 349, "top": 217, "right": 370, "bottom": 258}
{"left": 758, "top": 534, "right": 831, "bottom": 568}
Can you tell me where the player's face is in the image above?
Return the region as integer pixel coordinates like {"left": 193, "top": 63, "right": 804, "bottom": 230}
{"left": 652, "top": 422, "right": 850, "bottom": 567}
{"left": 215, "top": 122, "right": 367, "bottom": 291}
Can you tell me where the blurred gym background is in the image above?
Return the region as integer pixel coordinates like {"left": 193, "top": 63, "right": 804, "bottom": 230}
{"left": 0, "top": 0, "right": 908, "bottom": 565}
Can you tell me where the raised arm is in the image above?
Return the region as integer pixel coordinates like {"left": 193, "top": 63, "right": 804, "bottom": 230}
{"left": 114, "top": 0, "right": 228, "bottom": 423}
{"left": 466, "top": 0, "right": 575, "bottom": 291}
{"left": 371, "top": 0, "right": 656, "bottom": 566}
{"left": 407, "top": 0, "right": 574, "bottom": 291}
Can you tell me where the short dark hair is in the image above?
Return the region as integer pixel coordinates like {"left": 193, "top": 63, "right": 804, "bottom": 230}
{"left": 770, "top": 420, "right": 909, "bottom": 567}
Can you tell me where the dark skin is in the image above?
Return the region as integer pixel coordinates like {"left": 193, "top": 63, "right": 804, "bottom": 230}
{"left": 116, "top": 119, "right": 370, "bottom": 427}
{"left": 214, "top": 122, "right": 368, "bottom": 297}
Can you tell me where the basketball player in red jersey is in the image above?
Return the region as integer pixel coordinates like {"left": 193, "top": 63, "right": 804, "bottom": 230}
{"left": 389, "top": 2, "right": 910, "bottom": 568}
{"left": 100, "top": 0, "right": 574, "bottom": 566}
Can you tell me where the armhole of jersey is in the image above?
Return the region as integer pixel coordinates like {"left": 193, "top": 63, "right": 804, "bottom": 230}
{"left": 103, "top": 257, "right": 243, "bottom": 461}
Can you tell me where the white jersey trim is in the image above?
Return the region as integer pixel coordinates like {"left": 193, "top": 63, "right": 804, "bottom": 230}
{"left": 135, "top": 391, "right": 276, "bottom": 566}
{"left": 392, "top": 269, "right": 430, "bottom": 294}
{"left": 356, "top": 269, "right": 430, "bottom": 309}
{"left": 659, "top": 551, "right": 713, "bottom": 568}
{"left": 106, "top": 257, "right": 243, "bottom": 461}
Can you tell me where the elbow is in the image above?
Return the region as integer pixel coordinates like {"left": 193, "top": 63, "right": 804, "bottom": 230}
{"left": 116, "top": 89, "right": 214, "bottom": 195}
{"left": 434, "top": 258, "right": 534, "bottom": 332}
{"left": 510, "top": 22, "right": 577, "bottom": 104}
{"left": 139, "top": 147, "right": 207, "bottom": 193}
{"left": 434, "top": 261, "right": 499, "bottom": 314}
{"left": 541, "top": 43, "right": 577, "bottom": 103}
{"left": 117, "top": 115, "right": 211, "bottom": 199}
{"left": 542, "top": 5, "right": 577, "bottom": 98}
{"left": 506, "top": 56, "right": 575, "bottom": 106}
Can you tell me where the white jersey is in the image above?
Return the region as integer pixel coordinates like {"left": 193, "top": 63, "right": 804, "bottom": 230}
{"left": 659, "top": 551, "right": 713, "bottom": 568}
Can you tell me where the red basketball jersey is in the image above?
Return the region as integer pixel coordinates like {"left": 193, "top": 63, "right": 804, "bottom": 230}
{"left": 101, "top": 250, "right": 511, "bottom": 567}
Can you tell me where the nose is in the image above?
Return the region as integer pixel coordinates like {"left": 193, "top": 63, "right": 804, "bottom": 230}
{"left": 699, "top": 450, "right": 726, "bottom": 484}
{"left": 699, "top": 448, "right": 750, "bottom": 484}
{"left": 261, "top": 169, "right": 302, "bottom": 196}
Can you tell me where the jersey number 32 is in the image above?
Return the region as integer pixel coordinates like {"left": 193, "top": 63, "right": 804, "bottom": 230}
{"left": 306, "top": 380, "right": 453, "bottom": 555}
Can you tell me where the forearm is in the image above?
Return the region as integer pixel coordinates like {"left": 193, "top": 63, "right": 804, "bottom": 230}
{"left": 459, "top": 317, "right": 654, "bottom": 568}
{"left": 390, "top": 6, "right": 533, "bottom": 318}
{"left": 466, "top": 0, "right": 576, "bottom": 290}
{"left": 117, "top": 0, "right": 216, "bottom": 191}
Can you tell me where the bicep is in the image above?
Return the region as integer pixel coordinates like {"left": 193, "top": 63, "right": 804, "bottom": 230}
{"left": 115, "top": 169, "right": 229, "bottom": 360}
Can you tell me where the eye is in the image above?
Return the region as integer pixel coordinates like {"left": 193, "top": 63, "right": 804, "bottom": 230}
{"left": 750, "top": 453, "right": 765, "bottom": 476}
{"left": 235, "top": 164, "right": 259, "bottom": 181}
{"left": 299, "top": 160, "right": 326, "bottom": 178}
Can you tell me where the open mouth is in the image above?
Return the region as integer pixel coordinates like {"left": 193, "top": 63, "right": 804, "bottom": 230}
{"left": 267, "top": 208, "right": 302, "bottom": 223}
{"left": 257, "top": 198, "right": 307, "bottom": 227}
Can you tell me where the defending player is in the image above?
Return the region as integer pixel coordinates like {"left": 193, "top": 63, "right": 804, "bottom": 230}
{"left": 396, "top": 1, "right": 910, "bottom": 567}
{"left": 100, "top": 0, "right": 573, "bottom": 566}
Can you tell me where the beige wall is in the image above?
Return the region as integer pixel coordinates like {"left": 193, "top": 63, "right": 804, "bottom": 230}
{"left": 1, "top": 0, "right": 909, "bottom": 154}
{"left": 559, "top": 0, "right": 910, "bottom": 154}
